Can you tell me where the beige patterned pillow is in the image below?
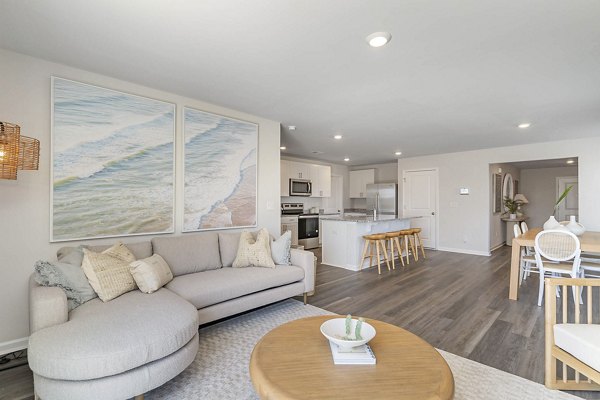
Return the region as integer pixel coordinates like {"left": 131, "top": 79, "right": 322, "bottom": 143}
{"left": 129, "top": 254, "right": 173, "bottom": 294}
{"left": 232, "top": 228, "right": 275, "bottom": 268}
{"left": 82, "top": 243, "right": 137, "bottom": 302}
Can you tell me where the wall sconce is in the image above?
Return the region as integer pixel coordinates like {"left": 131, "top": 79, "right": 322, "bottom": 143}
{"left": 0, "top": 122, "right": 40, "bottom": 180}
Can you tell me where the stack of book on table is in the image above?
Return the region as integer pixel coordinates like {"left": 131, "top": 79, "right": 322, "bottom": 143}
{"left": 328, "top": 341, "right": 376, "bottom": 365}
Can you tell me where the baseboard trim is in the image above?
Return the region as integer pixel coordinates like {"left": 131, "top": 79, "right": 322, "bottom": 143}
{"left": 437, "top": 247, "right": 491, "bottom": 257}
{"left": 0, "top": 337, "right": 28, "bottom": 356}
{"left": 489, "top": 242, "right": 506, "bottom": 252}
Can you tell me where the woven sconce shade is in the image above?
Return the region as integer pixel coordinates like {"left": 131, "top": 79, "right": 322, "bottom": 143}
{"left": 0, "top": 122, "right": 40, "bottom": 180}
{"left": 0, "top": 122, "right": 20, "bottom": 180}
{"left": 18, "top": 135, "right": 40, "bottom": 170}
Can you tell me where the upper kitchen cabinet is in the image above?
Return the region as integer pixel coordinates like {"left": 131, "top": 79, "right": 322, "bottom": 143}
{"left": 309, "top": 164, "right": 332, "bottom": 198}
{"left": 349, "top": 169, "right": 375, "bottom": 198}
{"left": 280, "top": 159, "right": 331, "bottom": 197}
{"left": 287, "top": 161, "right": 310, "bottom": 180}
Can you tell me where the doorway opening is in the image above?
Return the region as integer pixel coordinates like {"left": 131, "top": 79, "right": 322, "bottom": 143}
{"left": 489, "top": 157, "right": 579, "bottom": 251}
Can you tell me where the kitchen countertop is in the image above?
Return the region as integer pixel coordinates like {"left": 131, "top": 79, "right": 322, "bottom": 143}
{"left": 320, "top": 215, "right": 411, "bottom": 223}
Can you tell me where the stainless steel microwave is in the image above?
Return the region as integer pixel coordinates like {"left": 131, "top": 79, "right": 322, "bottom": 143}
{"left": 289, "top": 178, "right": 312, "bottom": 196}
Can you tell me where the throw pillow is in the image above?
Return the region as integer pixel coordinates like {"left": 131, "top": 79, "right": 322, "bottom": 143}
{"left": 34, "top": 260, "right": 98, "bottom": 310}
{"left": 57, "top": 245, "right": 88, "bottom": 267}
{"left": 232, "top": 228, "right": 276, "bottom": 268}
{"left": 82, "top": 243, "right": 137, "bottom": 302}
{"left": 129, "top": 254, "right": 174, "bottom": 294}
{"left": 271, "top": 230, "right": 292, "bottom": 265}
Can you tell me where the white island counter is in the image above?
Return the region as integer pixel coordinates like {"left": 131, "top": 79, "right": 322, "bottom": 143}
{"left": 321, "top": 216, "right": 412, "bottom": 271}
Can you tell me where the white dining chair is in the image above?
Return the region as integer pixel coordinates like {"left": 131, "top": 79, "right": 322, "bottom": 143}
{"left": 513, "top": 224, "right": 537, "bottom": 285}
{"left": 534, "top": 230, "right": 582, "bottom": 307}
{"left": 580, "top": 254, "right": 600, "bottom": 278}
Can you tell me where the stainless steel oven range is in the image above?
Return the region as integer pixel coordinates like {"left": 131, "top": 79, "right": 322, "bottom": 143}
{"left": 281, "top": 203, "right": 320, "bottom": 249}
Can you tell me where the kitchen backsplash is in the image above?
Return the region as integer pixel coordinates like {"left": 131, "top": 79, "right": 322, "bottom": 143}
{"left": 280, "top": 196, "right": 323, "bottom": 211}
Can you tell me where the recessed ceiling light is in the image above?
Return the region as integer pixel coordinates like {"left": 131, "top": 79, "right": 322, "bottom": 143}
{"left": 344, "top": 157, "right": 350, "bottom": 162}
{"left": 395, "top": 151, "right": 402, "bottom": 156}
{"left": 366, "top": 32, "right": 392, "bottom": 48}
{"left": 280, "top": 146, "right": 286, "bottom": 150}
{"left": 566, "top": 160, "right": 575, "bottom": 164}
{"left": 288, "top": 126, "right": 296, "bottom": 131}
{"left": 518, "top": 123, "right": 531, "bottom": 129}
{"left": 334, "top": 135, "right": 342, "bottom": 140}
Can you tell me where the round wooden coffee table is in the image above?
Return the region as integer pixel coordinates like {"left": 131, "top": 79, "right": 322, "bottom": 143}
{"left": 250, "top": 316, "right": 454, "bottom": 399}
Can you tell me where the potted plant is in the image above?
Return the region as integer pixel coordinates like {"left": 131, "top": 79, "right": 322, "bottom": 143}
{"left": 503, "top": 196, "right": 519, "bottom": 219}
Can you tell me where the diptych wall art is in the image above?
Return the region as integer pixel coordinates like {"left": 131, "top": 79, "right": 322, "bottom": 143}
{"left": 183, "top": 107, "right": 257, "bottom": 231}
{"left": 51, "top": 78, "right": 175, "bottom": 241}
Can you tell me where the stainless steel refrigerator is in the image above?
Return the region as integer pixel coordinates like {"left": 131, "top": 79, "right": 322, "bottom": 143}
{"left": 366, "top": 183, "right": 398, "bottom": 218}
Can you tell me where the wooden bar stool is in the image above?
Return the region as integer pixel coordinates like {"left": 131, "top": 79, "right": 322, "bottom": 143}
{"left": 398, "top": 229, "right": 417, "bottom": 265}
{"left": 412, "top": 228, "right": 426, "bottom": 260}
{"left": 359, "top": 233, "right": 391, "bottom": 274}
{"left": 385, "top": 231, "right": 405, "bottom": 269}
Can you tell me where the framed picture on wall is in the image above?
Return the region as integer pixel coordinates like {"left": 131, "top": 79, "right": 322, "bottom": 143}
{"left": 182, "top": 107, "right": 258, "bottom": 232}
{"left": 514, "top": 179, "right": 519, "bottom": 196}
{"left": 493, "top": 173, "right": 502, "bottom": 213}
{"left": 51, "top": 77, "right": 176, "bottom": 241}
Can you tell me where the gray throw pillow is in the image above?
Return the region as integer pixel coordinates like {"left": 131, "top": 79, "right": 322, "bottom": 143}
{"left": 271, "top": 230, "right": 292, "bottom": 265}
{"left": 34, "top": 260, "right": 97, "bottom": 310}
{"left": 57, "top": 245, "right": 88, "bottom": 267}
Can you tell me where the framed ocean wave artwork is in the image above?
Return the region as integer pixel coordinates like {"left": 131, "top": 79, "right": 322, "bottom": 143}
{"left": 183, "top": 107, "right": 258, "bottom": 232}
{"left": 51, "top": 77, "right": 175, "bottom": 242}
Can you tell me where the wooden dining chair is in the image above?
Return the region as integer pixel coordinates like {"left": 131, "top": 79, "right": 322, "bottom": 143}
{"left": 545, "top": 277, "right": 600, "bottom": 391}
{"left": 534, "top": 230, "right": 582, "bottom": 307}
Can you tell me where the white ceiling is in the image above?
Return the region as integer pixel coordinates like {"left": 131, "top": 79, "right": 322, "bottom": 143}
{"left": 1, "top": 1, "right": 600, "bottom": 165}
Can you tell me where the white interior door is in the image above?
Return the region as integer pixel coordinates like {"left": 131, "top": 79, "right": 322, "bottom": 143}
{"left": 322, "top": 175, "right": 343, "bottom": 213}
{"left": 403, "top": 169, "right": 438, "bottom": 249}
{"left": 556, "top": 176, "right": 578, "bottom": 221}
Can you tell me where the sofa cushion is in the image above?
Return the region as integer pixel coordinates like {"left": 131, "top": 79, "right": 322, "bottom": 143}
{"left": 152, "top": 233, "right": 222, "bottom": 276}
{"left": 130, "top": 254, "right": 174, "bottom": 294}
{"left": 28, "top": 288, "right": 198, "bottom": 381}
{"left": 554, "top": 323, "right": 600, "bottom": 372}
{"left": 165, "top": 265, "right": 305, "bottom": 309}
{"left": 218, "top": 231, "right": 242, "bottom": 267}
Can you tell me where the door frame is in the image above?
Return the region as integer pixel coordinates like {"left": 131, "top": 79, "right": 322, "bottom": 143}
{"left": 401, "top": 168, "right": 439, "bottom": 250}
{"left": 556, "top": 176, "right": 578, "bottom": 221}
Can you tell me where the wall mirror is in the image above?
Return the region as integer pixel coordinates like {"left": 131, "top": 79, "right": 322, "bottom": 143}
{"left": 502, "top": 173, "right": 514, "bottom": 202}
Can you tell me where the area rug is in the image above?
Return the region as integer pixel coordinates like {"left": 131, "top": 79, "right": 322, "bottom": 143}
{"left": 146, "top": 299, "right": 579, "bottom": 400}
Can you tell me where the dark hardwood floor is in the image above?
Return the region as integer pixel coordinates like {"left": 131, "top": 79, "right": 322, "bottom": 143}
{"left": 1, "top": 246, "right": 598, "bottom": 399}
{"left": 309, "top": 246, "right": 599, "bottom": 399}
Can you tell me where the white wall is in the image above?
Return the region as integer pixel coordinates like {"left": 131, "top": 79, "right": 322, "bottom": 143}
{"left": 398, "top": 137, "right": 600, "bottom": 256}
{"left": 520, "top": 166, "right": 578, "bottom": 228}
{"left": 489, "top": 163, "right": 521, "bottom": 250}
{"left": 349, "top": 162, "right": 398, "bottom": 209}
{"left": 0, "top": 49, "right": 281, "bottom": 348}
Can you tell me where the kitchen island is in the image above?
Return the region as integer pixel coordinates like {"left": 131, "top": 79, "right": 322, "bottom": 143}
{"left": 321, "top": 215, "right": 412, "bottom": 271}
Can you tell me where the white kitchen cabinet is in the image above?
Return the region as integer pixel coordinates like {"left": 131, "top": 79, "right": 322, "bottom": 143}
{"left": 287, "top": 161, "right": 310, "bottom": 180}
{"left": 280, "top": 160, "right": 290, "bottom": 196}
{"left": 349, "top": 169, "right": 375, "bottom": 198}
{"left": 309, "top": 164, "right": 332, "bottom": 198}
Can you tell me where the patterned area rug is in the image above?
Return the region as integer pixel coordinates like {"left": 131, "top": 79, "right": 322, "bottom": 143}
{"left": 146, "top": 299, "right": 578, "bottom": 400}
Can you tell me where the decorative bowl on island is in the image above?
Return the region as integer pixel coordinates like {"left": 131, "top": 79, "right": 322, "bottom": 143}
{"left": 320, "top": 317, "right": 376, "bottom": 350}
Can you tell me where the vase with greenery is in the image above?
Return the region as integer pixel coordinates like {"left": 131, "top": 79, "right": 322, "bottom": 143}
{"left": 543, "top": 185, "right": 573, "bottom": 230}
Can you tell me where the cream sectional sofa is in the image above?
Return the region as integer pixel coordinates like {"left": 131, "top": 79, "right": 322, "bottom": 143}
{"left": 28, "top": 231, "right": 315, "bottom": 400}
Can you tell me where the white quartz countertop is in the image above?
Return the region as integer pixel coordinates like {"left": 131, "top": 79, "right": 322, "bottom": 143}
{"left": 320, "top": 215, "right": 412, "bottom": 223}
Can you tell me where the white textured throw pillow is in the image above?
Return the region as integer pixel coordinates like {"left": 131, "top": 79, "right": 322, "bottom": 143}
{"left": 233, "top": 228, "right": 276, "bottom": 268}
{"left": 82, "top": 243, "right": 137, "bottom": 302}
{"left": 129, "top": 254, "right": 173, "bottom": 294}
{"left": 271, "top": 230, "right": 292, "bottom": 265}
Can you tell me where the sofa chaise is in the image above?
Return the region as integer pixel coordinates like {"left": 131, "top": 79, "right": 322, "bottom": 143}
{"left": 28, "top": 231, "right": 315, "bottom": 400}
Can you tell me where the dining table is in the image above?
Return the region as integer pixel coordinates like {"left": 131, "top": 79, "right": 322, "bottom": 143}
{"left": 509, "top": 227, "right": 600, "bottom": 300}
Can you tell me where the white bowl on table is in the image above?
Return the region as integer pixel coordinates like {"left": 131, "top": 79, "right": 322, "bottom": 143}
{"left": 320, "top": 318, "right": 376, "bottom": 350}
